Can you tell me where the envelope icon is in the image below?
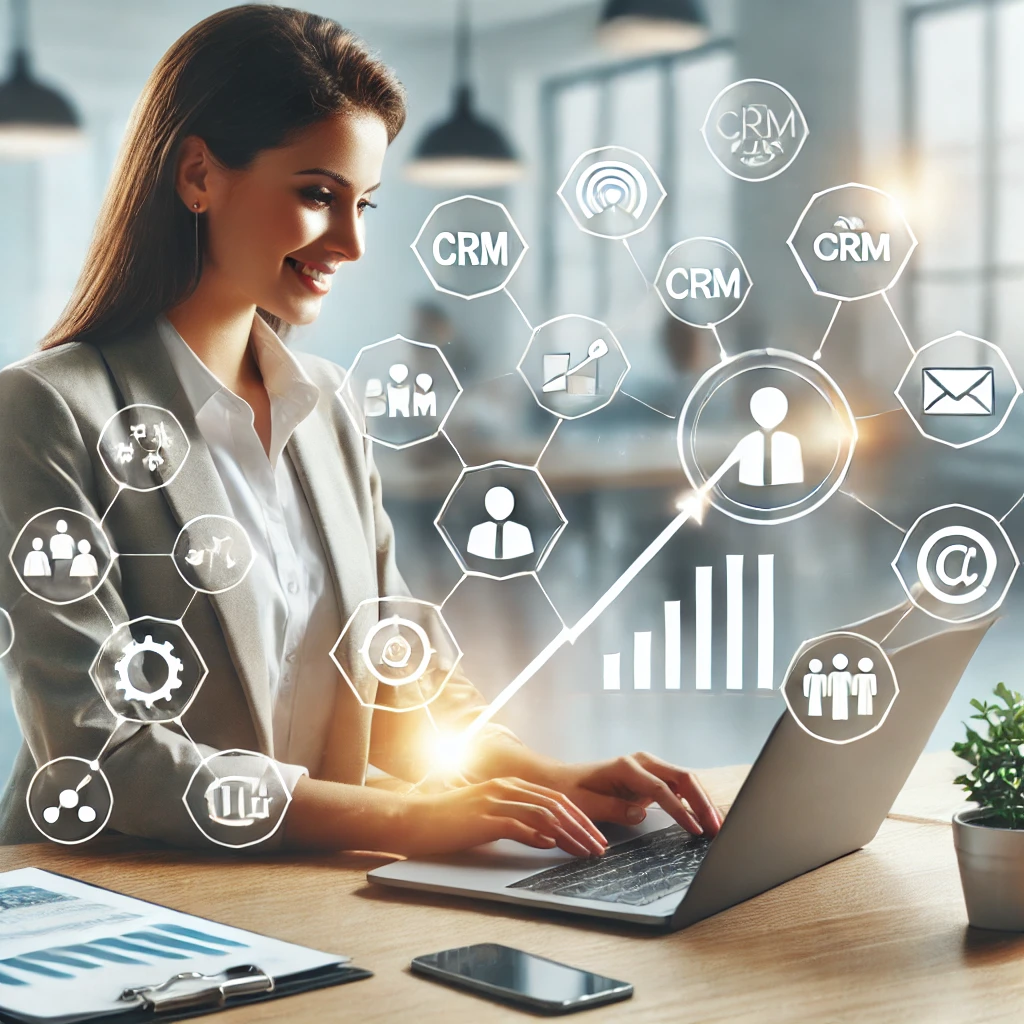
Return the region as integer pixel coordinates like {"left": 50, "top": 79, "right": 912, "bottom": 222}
{"left": 922, "top": 367, "right": 994, "bottom": 416}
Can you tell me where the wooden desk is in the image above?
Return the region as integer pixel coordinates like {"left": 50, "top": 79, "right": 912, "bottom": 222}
{"left": 1, "top": 752, "right": 1017, "bottom": 1024}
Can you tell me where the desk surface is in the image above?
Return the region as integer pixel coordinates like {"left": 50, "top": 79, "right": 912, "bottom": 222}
{"left": 1, "top": 751, "right": 1016, "bottom": 1024}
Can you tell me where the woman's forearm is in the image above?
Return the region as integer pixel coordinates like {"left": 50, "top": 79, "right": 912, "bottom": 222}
{"left": 463, "top": 734, "right": 567, "bottom": 789}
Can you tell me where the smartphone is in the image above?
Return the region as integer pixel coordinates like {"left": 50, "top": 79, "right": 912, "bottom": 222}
{"left": 411, "top": 942, "right": 633, "bottom": 1015}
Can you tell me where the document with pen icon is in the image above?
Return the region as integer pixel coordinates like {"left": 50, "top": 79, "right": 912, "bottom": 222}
{"left": 921, "top": 366, "right": 995, "bottom": 416}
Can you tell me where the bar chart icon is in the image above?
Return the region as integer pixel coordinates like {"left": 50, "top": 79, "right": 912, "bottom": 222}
{"left": 602, "top": 553, "right": 775, "bottom": 691}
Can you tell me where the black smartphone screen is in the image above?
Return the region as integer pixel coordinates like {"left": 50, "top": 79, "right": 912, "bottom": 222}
{"left": 411, "top": 942, "right": 632, "bottom": 1013}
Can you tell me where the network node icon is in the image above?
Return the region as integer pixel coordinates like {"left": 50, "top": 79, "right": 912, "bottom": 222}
{"left": 339, "top": 335, "right": 463, "bottom": 450}
{"left": 517, "top": 314, "right": 629, "bottom": 420}
{"left": 97, "top": 404, "right": 190, "bottom": 492}
{"left": 172, "top": 515, "right": 254, "bottom": 595}
{"left": 781, "top": 632, "right": 898, "bottom": 745}
{"left": 411, "top": 195, "right": 528, "bottom": 300}
{"left": 895, "top": 332, "right": 1022, "bottom": 449}
{"left": 90, "top": 616, "right": 209, "bottom": 724}
{"left": 330, "top": 596, "right": 462, "bottom": 713}
{"left": 557, "top": 146, "right": 666, "bottom": 240}
{"left": 10, "top": 507, "right": 115, "bottom": 606}
{"left": 701, "top": 79, "right": 809, "bottom": 182}
{"left": 787, "top": 183, "right": 917, "bottom": 301}
{"left": 892, "top": 504, "right": 1018, "bottom": 624}
{"left": 26, "top": 756, "right": 113, "bottom": 845}
{"left": 654, "top": 237, "right": 752, "bottom": 328}
{"left": 435, "top": 462, "right": 567, "bottom": 580}
{"left": 677, "top": 349, "right": 857, "bottom": 526}
{"left": 182, "top": 749, "right": 293, "bottom": 849}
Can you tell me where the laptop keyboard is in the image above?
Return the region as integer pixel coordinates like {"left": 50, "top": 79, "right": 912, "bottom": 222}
{"left": 507, "top": 824, "right": 712, "bottom": 907}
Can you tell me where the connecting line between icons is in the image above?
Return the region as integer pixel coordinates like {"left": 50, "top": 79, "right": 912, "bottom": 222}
{"left": 533, "top": 574, "right": 568, "bottom": 632}
{"left": 880, "top": 605, "right": 915, "bottom": 646}
{"left": 882, "top": 291, "right": 916, "bottom": 356}
{"left": 621, "top": 391, "right": 675, "bottom": 419}
{"left": 177, "top": 590, "right": 198, "bottom": 624}
{"left": 535, "top": 419, "right": 562, "bottom": 466}
{"left": 1000, "top": 490, "right": 1024, "bottom": 524}
{"left": 93, "top": 716, "right": 127, "bottom": 765}
{"left": 709, "top": 324, "right": 728, "bottom": 362}
{"left": 503, "top": 287, "right": 534, "bottom": 332}
{"left": 839, "top": 489, "right": 907, "bottom": 533}
{"left": 622, "top": 239, "right": 650, "bottom": 289}
{"left": 440, "top": 428, "right": 467, "bottom": 468}
{"left": 99, "top": 486, "right": 125, "bottom": 526}
{"left": 440, "top": 573, "right": 468, "bottom": 609}
{"left": 812, "top": 301, "right": 844, "bottom": 362}
{"left": 176, "top": 716, "right": 204, "bottom": 761}
{"left": 855, "top": 409, "right": 903, "bottom": 421}
{"left": 93, "top": 594, "right": 116, "bottom": 629}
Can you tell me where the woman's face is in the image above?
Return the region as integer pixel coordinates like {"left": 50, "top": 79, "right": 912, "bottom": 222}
{"left": 193, "top": 109, "right": 389, "bottom": 325}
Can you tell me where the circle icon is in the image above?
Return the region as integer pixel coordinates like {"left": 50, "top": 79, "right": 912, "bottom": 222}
{"left": 781, "top": 632, "right": 898, "bottom": 745}
{"left": 182, "top": 749, "right": 292, "bottom": 849}
{"left": 27, "top": 756, "right": 113, "bottom": 844}
{"left": 97, "top": 404, "right": 190, "bottom": 491}
{"left": 172, "top": 515, "right": 253, "bottom": 594}
{"left": 557, "top": 146, "right": 666, "bottom": 239}
{"left": 331, "top": 596, "right": 463, "bottom": 713}
{"left": 893, "top": 505, "right": 1019, "bottom": 623}
{"left": 654, "top": 237, "right": 752, "bottom": 328}
{"left": 517, "top": 315, "right": 629, "bottom": 420}
{"left": 894, "top": 332, "right": 1023, "bottom": 449}
{"left": 90, "top": 616, "right": 208, "bottom": 723}
{"left": 0, "top": 607, "right": 13, "bottom": 658}
{"left": 677, "top": 349, "right": 857, "bottom": 525}
{"left": 10, "top": 507, "right": 115, "bottom": 605}
{"left": 701, "top": 79, "right": 809, "bottom": 182}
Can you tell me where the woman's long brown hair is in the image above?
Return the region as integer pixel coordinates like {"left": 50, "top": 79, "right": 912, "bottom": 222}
{"left": 40, "top": 4, "right": 405, "bottom": 350}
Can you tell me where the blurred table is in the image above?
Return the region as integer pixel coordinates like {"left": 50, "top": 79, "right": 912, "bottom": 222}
{"left": 2, "top": 752, "right": 1015, "bottom": 1024}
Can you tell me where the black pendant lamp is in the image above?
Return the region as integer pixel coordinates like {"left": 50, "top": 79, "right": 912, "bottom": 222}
{"left": 0, "top": 0, "right": 83, "bottom": 157}
{"left": 405, "top": 0, "right": 522, "bottom": 188}
{"left": 598, "top": 0, "right": 709, "bottom": 56}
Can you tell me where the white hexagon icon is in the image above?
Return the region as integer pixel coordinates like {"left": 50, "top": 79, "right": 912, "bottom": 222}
{"left": 517, "top": 314, "right": 629, "bottom": 420}
{"left": 787, "top": 183, "right": 917, "bottom": 302}
{"left": 183, "top": 749, "right": 293, "bottom": 849}
{"left": 411, "top": 195, "right": 528, "bottom": 300}
{"left": 781, "top": 632, "right": 898, "bottom": 745}
{"left": 10, "top": 507, "right": 115, "bottom": 606}
{"left": 892, "top": 504, "right": 1019, "bottom": 624}
{"left": 330, "top": 596, "right": 463, "bottom": 713}
{"left": 90, "top": 616, "right": 208, "bottom": 724}
{"left": 557, "top": 145, "right": 665, "bottom": 240}
{"left": 97, "top": 404, "right": 190, "bottom": 492}
{"left": 338, "top": 335, "right": 463, "bottom": 450}
{"left": 895, "top": 332, "right": 1022, "bottom": 449}
{"left": 435, "top": 462, "right": 567, "bottom": 580}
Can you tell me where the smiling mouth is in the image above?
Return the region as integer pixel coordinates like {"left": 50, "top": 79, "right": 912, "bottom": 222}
{"left": 284, "top": 256, "right": 331, "bottom": 293}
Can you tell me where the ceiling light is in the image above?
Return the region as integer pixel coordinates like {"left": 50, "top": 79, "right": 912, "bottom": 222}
{"left": 598, "top": 0, "right": 710, "bottom": 57}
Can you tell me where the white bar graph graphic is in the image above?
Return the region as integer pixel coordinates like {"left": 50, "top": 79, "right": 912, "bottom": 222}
{"left": 601, "top": 554, "right": 776, "bottom": 691}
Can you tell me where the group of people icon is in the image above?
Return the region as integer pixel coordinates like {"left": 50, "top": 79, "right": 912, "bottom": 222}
{"left": 23, "top": 520, "right": 101, "bottom": 581}
{"left": 802, "top": 654, "right": 877, "bottom": 720}
{"left": 364, "top": 364, "right": 436, "bottom": 419}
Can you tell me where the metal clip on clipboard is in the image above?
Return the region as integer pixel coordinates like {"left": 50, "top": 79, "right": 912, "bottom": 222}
{"left": 120, "top": 965, "right": 274, "bottom": 1013}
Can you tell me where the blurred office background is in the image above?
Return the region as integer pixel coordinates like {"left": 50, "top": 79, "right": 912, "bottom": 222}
{"left": 1, "top": 0, "right": 1022, "bottom": 786}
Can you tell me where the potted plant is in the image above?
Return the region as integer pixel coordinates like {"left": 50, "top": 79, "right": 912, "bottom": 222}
{"left": 952, "top": 682, "right": 1024, "bottom": 930}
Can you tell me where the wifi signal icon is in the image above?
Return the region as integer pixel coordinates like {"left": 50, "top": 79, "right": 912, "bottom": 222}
{"left": 575, "top": 160, "right": 649, "bottom": 221}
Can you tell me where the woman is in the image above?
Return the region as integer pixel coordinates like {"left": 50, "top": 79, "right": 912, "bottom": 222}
{"left": 0, "top": 5, "right": 721, "bottom": 855}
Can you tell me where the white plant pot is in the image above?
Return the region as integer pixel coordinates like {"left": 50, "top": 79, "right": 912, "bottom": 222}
{"left": 953, "top": 808, "right": 1024, "bottom": 930}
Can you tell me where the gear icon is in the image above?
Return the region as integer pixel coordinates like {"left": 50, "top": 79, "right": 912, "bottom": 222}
{"left": 113, "top": 635, "right": 183, "bottom": 708}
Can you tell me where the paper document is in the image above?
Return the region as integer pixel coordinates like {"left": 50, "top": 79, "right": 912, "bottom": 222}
{"left": 0, "top": 867, "right": 345, "bottom": 1023}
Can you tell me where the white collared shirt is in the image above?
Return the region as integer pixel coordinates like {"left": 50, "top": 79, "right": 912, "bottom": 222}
{"left": 155, "top": 312, "right": 342, "bottom": 782}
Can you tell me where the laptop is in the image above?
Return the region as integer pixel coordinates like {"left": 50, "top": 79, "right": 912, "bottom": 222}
{"left": 368, "top": 600, "right": 992, "bottom": 931}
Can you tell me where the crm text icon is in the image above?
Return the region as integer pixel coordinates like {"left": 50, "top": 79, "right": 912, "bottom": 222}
{"left": 331, "top": 596, "right": 462, "bottom": 713}
{"left": 781, "top": 632, "right": 898, "bottom": 745}
{"left": 654, "top": 237, "right": 752, "bottom": 328}
{"left": 411, "top": 195, "right": 528, "bottom": 300}
{"left": 26, "top": 756, "right": 113, "bottom": 845}
{"left": 701, "top": 79, "right": 808, "bottom": 182}
{"left": 895, "top": 332, "right": 1022, "bottom": 449}
{"left": 557, "top": 146, "right": 666, "bottom": 240}
{"left": 97, "top": 404, "right": 190, "bottom": 492}
{"left": 677, "top": 349, "right": 857, "bottom": 526}
{"left": 787, "top": 183, "right": 917, "bottom": 302}
{"left": 892, "top": 504, "right": 1018, "bottom": 623}
{"left": 339, "top": 335, "right": 463, "bottom": 450}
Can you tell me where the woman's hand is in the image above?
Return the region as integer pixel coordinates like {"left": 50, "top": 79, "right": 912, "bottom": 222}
{"left": 396, "top": 777, "right": 609, "bottom": 859}
{"left": 538, "top": 751, "right": 724, "bottom": 837}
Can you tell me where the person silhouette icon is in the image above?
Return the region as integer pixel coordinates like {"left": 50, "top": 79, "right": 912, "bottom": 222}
{"left": 467, "top": 486, "right": 534, "bottom": 561}
{"left": 387, "top": 364, "right": 411, "bottom": 417}
{"left": 69, "top": 539, "right": 99, "bottom": 579}
{"left": 49, "top": 520, "right": 76, "bottom": 561}
{"left": 734, "top": 386, "right": 805, "bottom": 487}
{"left": 825, "top": 653, "right": 853, "bottom": 721}
{"left": 23, "top": 538, "right": 51, "bottom": 577}
{"left": 802, "top": 657, "right": 827, "bottom": 717}
{"left": 851, "top": 657, "right": 878, "bottom": 716}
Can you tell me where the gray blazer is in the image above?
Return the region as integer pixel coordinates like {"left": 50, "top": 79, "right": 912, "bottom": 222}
{"left": 0, "top": 315, "right": 513, "bottom": 846}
